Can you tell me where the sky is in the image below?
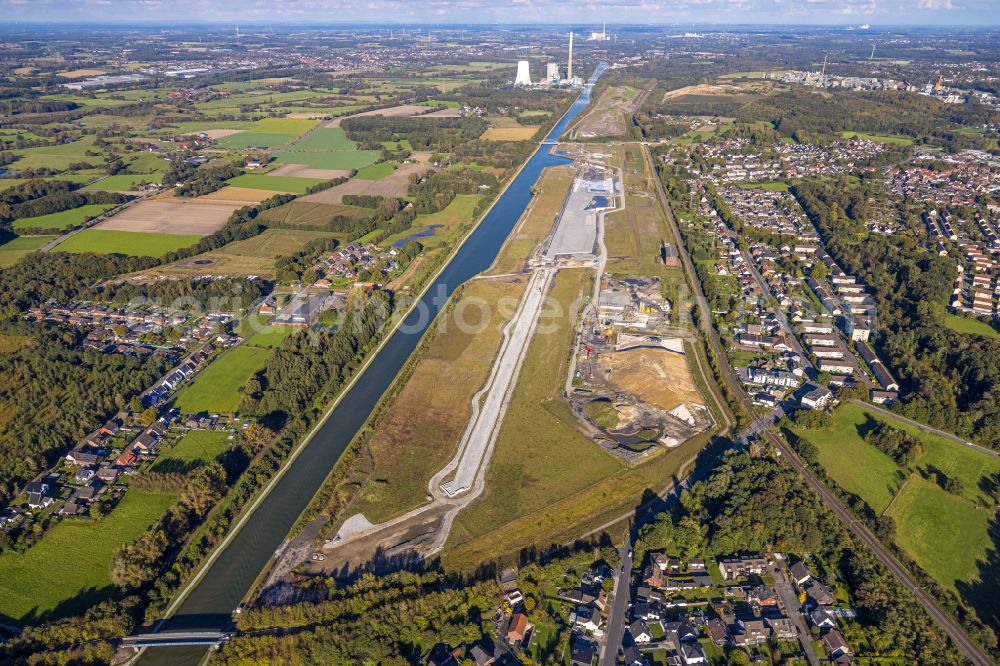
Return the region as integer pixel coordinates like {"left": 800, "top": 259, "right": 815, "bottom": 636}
{"left": 1, "top": 0, "right": 998, "bottom": 26}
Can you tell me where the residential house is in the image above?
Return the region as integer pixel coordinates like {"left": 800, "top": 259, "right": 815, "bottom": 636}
{"left": 707, "top": 618, "right": 731, "bottom": 646}
{"left": 629, "top": 620, "right": 653, "bottom": 644}
{"left": 570, "top": 639, "right": 597, "bottom": 666}
{"left": 823, "top": 629, "right": 852, "bottom": 658}
{"left": 767, "top": 617, "right": 798, "bottom": 641}
{"left": 718, "top": 555, "right": 768, "bottom": 580}
{"left": 800, "top": 383, "right": 833, "bottom": 410}
{"left": 789, "top": 561, "right": 813, "bottom": 586}
{"left": 735, "top": 619, "right": 770, "bottom": 646}
{"left": 810, "top": 608, "right": 838, "bottom": 629}
{"left": 507, "top": 613, "right": 529, "bottom": 643}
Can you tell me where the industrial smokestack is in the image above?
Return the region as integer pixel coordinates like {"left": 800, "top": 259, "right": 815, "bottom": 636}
{"left": 567, "top": 31, "right": 573, "bottom": 82}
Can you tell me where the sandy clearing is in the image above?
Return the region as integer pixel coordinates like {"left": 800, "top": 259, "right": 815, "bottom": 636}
{"left": 199, "top": 186, "right": 289, "bottom": 203}
{"left": 410, "top": 151, "right": 434, "bottom": 163}
{"left": 599, "top": 347, "right": 703, "bottom": 413}
{"left": 323, "top": 104, "right": 430, "bottom": 128}
{"left": 422, "top": 108, "right": 462, "bottom": 117}
{"left": 200, "top": 129, "right": 247, "bottom": 139}
{"left": 268, "top": 163, "right": 352, "bottom": 179}
{"left": 481, "top": 126, "right": 539, "bottom": 141}
{"left": 95, "top": 198, "right": 239, "bottom": 235}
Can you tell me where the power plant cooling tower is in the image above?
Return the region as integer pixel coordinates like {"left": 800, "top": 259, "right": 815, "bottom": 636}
{"left": 514, "top": 60, "right": 532, "bottom": 86}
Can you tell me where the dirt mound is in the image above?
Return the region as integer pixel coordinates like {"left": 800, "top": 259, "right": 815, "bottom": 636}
{"left": 599, "top": 347, "right": 703, "bottom": 413}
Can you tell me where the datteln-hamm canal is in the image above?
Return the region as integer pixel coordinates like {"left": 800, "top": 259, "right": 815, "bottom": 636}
{"left": 139, "top": 62, "right": 605, "bottom": 665}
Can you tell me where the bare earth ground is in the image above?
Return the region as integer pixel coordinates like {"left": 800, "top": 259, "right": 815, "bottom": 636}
{"left": 301, "top": 163, "right": 432, "bottom": 201}
{"left": 95, "top": 197, "right": 239, "bottom": 235}
{"left": 599, "top": 347, "right": 703, "bottom": 413}
{"left": 300, "top": 179, "right": 372, "bottom": 204}
{"left": 573, "top": 85, "right": 647, "bottom": 138}
{"left": 661, "top": 83, "right": 748, "bottom": 101}
{"left": 199, "top": 186, "right": 289, "bottom": 203}
{"left": 268, "top": 163, "right": 352, "bottom": 179}
{"left": 323, "top": 104, "right": 430, "bottom": 128}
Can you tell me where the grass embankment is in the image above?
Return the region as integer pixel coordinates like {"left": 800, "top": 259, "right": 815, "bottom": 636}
{"left": 792, "top": 402, "right": 1000, "bottom": 618}
{"left": 489, "top": 165, "right": 573, "bottom": 275}
{"left": 348, "top": 276, "right": 527, "bottom": 523}
{"left": 442, "top": 269, "right": 709, "bottom": 571}
{"left": 173, "top": 346, "right": 272, "bottom": 414}
{"left": 0, "top": 490, "right": 176, "bottom": 623}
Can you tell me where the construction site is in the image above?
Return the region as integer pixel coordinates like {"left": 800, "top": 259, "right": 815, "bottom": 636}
{"left": 570, "top": 275, "right": 713, "bottom": 462}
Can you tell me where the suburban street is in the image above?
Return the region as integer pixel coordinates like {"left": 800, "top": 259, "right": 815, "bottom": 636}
{"left": 600, "top": 540, "right": 634, "bottom": 666}
{"left": 641, "top": 143, "right": 997, "bottom": 666}
{"left": 772, "top": 561, "right": 820, "bottom": 666}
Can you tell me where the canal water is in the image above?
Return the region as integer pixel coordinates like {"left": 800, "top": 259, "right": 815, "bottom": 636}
{"left": 141, "top": 63, "right": 605, "bottom": 664}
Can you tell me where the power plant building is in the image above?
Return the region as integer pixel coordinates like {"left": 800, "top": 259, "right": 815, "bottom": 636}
{"left": 514, "top": 60, "right": 532, "bottom": 86}
{"left": 546, "top": 62, "right": 559, "bottom": 83}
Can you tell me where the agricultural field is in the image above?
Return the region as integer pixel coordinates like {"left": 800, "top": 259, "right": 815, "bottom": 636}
{"left": 481, "top": 126, "right": 539, "bottom": 141}
{"left": 151, "top": 430, "right": 231, "bottom": 472}
{"left": 258, "top": 201, "right": 370, "bottom": 228}
{"left": 354, "top": 162, "right": 396, "bottom": 180}
{"left": 9, "top": 135, "right": 103, "bottom": 171}
{"left": 792, "top": 401, "right": 1000, "bottom": 622}
{"left": 11, "top": 203, "right": 117, "bottom": 231}
{"left": 0, "top": 235, "right": 55, "bottom": 268}
{"left": 173, "top": 346, "right": 272, "bottom": 414}
{"left": 225, "top": 173, "right": 325, "bottom": 194}
{"left": 53, "top": 229, "right": 203, "bottom": 257}
{"left": 148, "top": 228, "right": 340, "bottom": 277}
{"left": 93, "top": 197, "right": 238, "bottom": 235}
{"left": 216, "top": 117, "right": 322, "bottom": 149}
{"left": 275, "top": 127, "right": 381, "bottom": 171}
{"left": 0, "top": 490, "right": 176, "bottom": 623}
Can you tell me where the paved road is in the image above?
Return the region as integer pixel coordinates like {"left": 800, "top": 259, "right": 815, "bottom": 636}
{"left": 772, "top": 562, "right": 820, "bottom": 666}
{"left": 600, "top": 540, "right": 634, "bottom": 666}
{"left": 738, "top": 247, "right": 812, "bottom": 366}
{"left": 640, "top": 143, "right": 996, "bottom": 666}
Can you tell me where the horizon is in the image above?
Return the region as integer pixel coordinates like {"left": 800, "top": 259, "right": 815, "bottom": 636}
{"left": 1, "top": 0, "right": 998, "bottom": 28}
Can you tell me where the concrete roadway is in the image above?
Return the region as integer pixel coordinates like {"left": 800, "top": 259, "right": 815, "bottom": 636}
{"left": 436, "top": 268, "right": 553, "bottom": 497}
{"left": 641, "top": 143, "right": 996, "bottom": 666}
